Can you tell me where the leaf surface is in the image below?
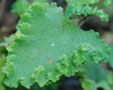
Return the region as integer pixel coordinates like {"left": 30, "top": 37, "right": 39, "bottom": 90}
{"left": 11, "top": 0, "right": 48, "bottom": 15}
{"left": 65, "top": 0, "right": 112, "bottom": 21}
{"left": 82, "top": 79, "right": 97, "bottom": 90}
{"left": 0, "top": 58, "right": 6, "bottom": 90}
{"left": 0, "top": 35, "right": 15, "bottom": 55}
{"left": 109, "top": 46, "right": 113, "bottom": 68}
{"left": 3, "top": 3, "right": 109, "bottom": 88}
{"left": 81, "top": 61, "right": 113, "bottom": 90}
{"left": 11, "top": 0, "right": 30, "bottom": 15}
{"left": 84, "top": 61, "right": 106, "bottom": 83}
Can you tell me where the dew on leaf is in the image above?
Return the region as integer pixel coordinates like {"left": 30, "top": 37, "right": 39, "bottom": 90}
{"left": 51, "top": 43, "right": 55, "bottom": 46}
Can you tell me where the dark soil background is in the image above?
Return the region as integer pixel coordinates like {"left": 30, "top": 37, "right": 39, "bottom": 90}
{"left": 0, "top": 0, "right": 113, "bottom": 90}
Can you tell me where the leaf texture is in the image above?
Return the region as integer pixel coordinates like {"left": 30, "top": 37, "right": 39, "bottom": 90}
{"left": 81, "top": 61, "right": 113, "bottom": 90}
{"left": 108, "top": 46, "right": 113, "bottom": 68}
{"left": 0, "top": 58, "right": 6, "bottom": 90}
{"left": 0, "top": 35, "right": 15, "bottom": 55}
{"left": 3, "top": 3, "right": 110, "bottom": 88}
{"left": 11, "top": 0, "right": 48, "bottom": 15}
{"left": 82, "top": 79, "right": 97, "bottom": 90}
{"left": 11, "top": 0, "right": 30, "bottom": 15}
{"left": 84, "top": 61, "right": 106, "bottom": 83}
{"left": 32, "top": 0, "right": 48, "bottom": 3}
{"left": 65, "top": 0, "right": 112, "bottom": 21}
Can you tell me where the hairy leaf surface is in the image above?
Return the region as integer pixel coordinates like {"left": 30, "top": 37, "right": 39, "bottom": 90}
{"left": 3, "top": 3, "right": 109, "bottom": 88}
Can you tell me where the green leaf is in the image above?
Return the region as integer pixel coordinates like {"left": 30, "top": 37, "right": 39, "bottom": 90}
{"left": 103, "top": 0, "right": 112, "bottom": 6}
{"left": 84, "top": 61, "right": 107, "bottom": 83}
{"left": 0, "top": 58, "right": 6, "bottom": 90}
{"left": 97, "top": 81, "right": 111, "bottom": 90}
{"left": 31, "top": 82, "right": 58, "bottom": 90}
{"left": 0, "top": 35, "right": 15, "bottom": 47}
{"left": 11, "top": 0, "right": 48, "bottom": 15}
{"left": 108, "top": 46, "right": 113, "bottom": 68}
{"left": 106, "top": 72, "right": 113, "bottom": 89}
{"left": 80, "top": 60, "right": 113, "bottom": 90}
{"left": 66, "top": 0, "right": 99, "bottom": 5}
{"left": 82, "top": 79, "right": 97, "bottom": 90}
{"left": 82, "top": 79, "right": 111, "bottom": 90}
{"left": 81, "top": 61, "right": 112, "bottom": 90}
{"left": 11, "top": 0, "right": 30, "bottom": 15}
{"left": 32, "top": 0, "right": 48, "bottom": 3}
{"left": 16, "top": 82, "right": 58, "bottom": 90}
{"left": 65, "top": 0, "right": 111, "bottom": 21}
{"left": 0, "top": 35, "right": 15, "bottom": 55}
{"left": 3, "top": 3, "right": 109, "bottom": 88}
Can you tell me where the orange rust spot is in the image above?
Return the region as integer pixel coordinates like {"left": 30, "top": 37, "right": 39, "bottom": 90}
{"left": 28, "top": 85, "right": 31, "bottom": 89}
{"left": 49, "top": 59, "right": 53, "bottom": 64}
{"left": 28, "top": 86, "right": 31, "bottom": 89}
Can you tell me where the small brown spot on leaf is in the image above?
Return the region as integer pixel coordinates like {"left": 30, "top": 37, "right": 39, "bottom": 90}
{"left": 58, "top": 27, "right": 61, "bottom": 29}
{"left": 38, "top": 50, "right": 41, "bottom": 54}
{"left": 32, "top": 57, "right": 35, "bottom": 61}
{"left": 28, "top": 85, "right": 31, "bottom": 89}
{"left": 49, "top": 58, "right": 53, "bottom": 64}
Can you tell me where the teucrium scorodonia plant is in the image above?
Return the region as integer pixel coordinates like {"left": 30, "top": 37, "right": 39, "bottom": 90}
{"left": 1, "top": 2, "right": 110, "bottom": 89}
